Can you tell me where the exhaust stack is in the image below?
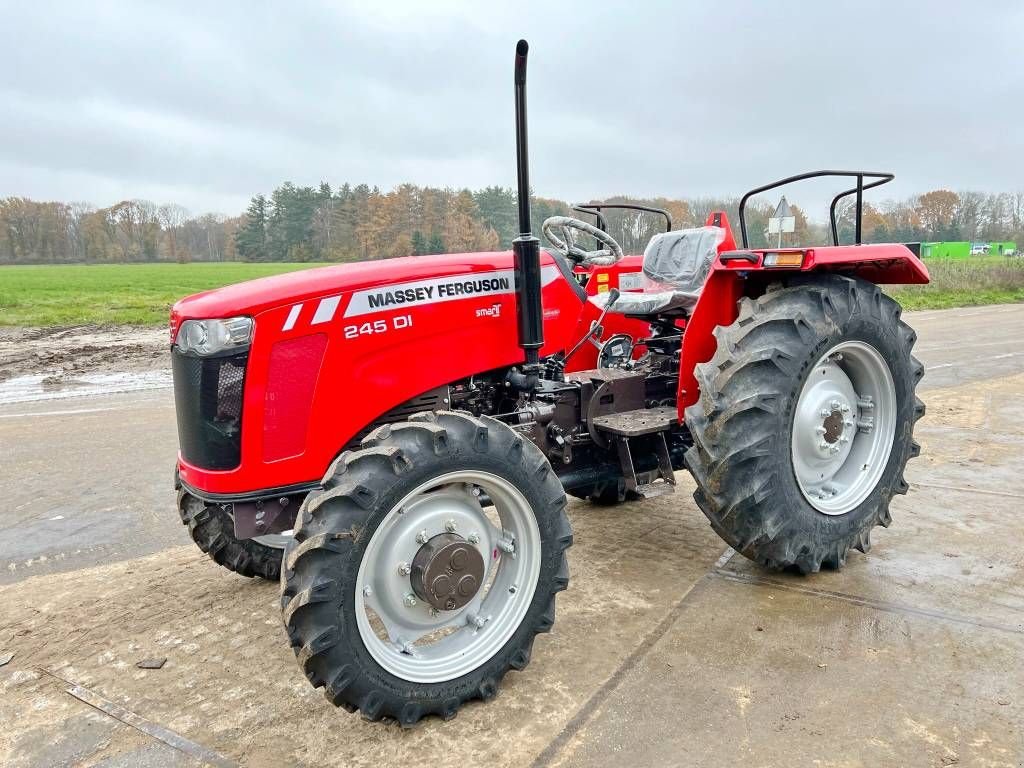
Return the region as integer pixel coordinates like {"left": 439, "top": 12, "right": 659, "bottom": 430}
{"left": 512, "top": 39, "right": 543, "bottom": 369}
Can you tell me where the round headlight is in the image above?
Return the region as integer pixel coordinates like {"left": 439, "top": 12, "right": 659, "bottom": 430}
{"left": 175, "top": 317, "right": 253, "bottom": 355}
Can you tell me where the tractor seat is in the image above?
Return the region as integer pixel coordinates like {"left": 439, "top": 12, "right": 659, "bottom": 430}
{"left": 592, "top": 225, "right": 725, "bottom": 316}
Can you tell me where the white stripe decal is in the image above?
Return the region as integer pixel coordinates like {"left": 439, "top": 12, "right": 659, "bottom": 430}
{"left": 282, "top": 303, "right": 302, "bottom": 331}
{"left": 343, "top": 265, "right": 561, "bottom": 318}
{"left": 311, "top": 296, "right": 341, "bottom": 325}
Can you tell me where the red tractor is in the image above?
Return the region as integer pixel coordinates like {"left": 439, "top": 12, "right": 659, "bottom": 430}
{"left": 171, "top": 41, "right": 927, "bottom": 725}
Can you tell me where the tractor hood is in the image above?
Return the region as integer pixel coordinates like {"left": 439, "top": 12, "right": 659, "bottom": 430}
{"left": 170, "top": 251, "right": 520, "bottom": 337}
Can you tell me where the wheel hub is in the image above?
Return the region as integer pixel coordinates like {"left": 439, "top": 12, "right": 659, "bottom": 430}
{"left": 822, "top": 409, "right": 844, "bottom": 444}
{"left": 410, "top": 533, "right": 485, "bottom": 611}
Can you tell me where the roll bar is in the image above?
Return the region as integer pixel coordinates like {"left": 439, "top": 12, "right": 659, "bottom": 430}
{"left": 574, "top": 203, "right": 673, "bottom": 233}
{"left": 738, "top": 170, "right": 894, "bottom": 248}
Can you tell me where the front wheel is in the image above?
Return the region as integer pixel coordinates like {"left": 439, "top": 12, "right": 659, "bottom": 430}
{"left": 178, "top": 491, "right": 285, "bottom": 580}
{"left": 280, "top": 411, "right": 572, "bottom": 725}
{"left": 685, "top": 276, "right": 925, "bottom": 573}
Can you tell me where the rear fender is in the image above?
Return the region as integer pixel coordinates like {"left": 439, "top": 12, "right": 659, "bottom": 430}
{"left": 677, "top": 242, "right": 929, "bottom": 411}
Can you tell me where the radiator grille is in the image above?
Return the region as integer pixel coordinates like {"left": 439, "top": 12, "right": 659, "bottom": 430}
{"left": 172, "top": 348, "right": 248, "bottom": 470}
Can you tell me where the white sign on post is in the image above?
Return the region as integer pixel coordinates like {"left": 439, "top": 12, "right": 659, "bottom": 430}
{"left": 767, "top": 196, "right": 795, "bottom": 245}
{"left": 767, "top": 216, "right": 795, "bottom": 234}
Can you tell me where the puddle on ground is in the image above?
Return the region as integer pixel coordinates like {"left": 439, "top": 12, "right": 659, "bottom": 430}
{"left": 0, "top": 370, "right": 172, "bottom": 405}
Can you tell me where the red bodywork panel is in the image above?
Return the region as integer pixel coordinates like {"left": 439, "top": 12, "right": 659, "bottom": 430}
{"left": 173, "top": 251, "right": 647, "bottom": 496}
{"left": 174, "top": 211, "right": 928, "bottom": 499}
{"left": 676, "top": 213, "right": 929, "bottom": 410}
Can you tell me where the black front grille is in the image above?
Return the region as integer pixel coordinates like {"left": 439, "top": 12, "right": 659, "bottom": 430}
{"left": 172, "top": 348, "right": 248, "bottom": 470}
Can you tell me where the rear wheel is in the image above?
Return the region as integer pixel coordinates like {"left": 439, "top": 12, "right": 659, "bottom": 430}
{"left": 280, "top": 411, "right": 571, "bottom": 725}
{"left": 684, "top": 276, "right": 924, "bottom": 573}
{"left": 177, "top": 491, "right": 285, "bottom": 580}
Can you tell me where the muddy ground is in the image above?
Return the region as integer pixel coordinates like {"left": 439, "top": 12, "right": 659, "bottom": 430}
{"left": 0, "top": 326, "right": 168, "bottom": 383}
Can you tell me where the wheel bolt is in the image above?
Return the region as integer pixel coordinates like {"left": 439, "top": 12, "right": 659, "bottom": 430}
{"left": 820, "top": 408, "right": 831, "bottom": 418}
{"left": 362, "top": 585, "right": 373, "bottom": 597}
{"left": 404, "top": 593, "right": 418, "bottom": 607}
{"left": 415, "top": 529, "right": 429, "bottom": 544}
{"left": 467, "top": 532, "right": 480, "bottom": 545}
{"left": 397, "top": 562, "right": 411, "bottom": 576}
{"left": 467, "top": 613, "right": 489, "bottom": 629}
{"left": 444, "top": 518, "right": 457, "bottom": 533}
{"left": 830, "top": 400, "right": 841, "bottom": 410}
{"left": 497, "top": 538, "right": 515, "bottom": 554}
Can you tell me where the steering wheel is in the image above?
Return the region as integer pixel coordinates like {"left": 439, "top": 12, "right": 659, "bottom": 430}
{"left": 542, "top": 216, "right": 624, "bottom": 267}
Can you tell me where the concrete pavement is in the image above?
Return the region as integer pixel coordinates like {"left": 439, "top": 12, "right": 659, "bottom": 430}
{"left": 1, "top": 304, "right": 1023, "bottom": 766}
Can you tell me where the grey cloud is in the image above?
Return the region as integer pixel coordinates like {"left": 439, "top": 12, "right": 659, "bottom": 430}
{"left": 1, "top": 0, "right": 1021, "bottom": 216}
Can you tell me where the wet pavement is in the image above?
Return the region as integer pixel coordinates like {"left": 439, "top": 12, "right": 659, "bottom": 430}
{"left": 1, "top": 304, "right": 1023, "bottom": 766}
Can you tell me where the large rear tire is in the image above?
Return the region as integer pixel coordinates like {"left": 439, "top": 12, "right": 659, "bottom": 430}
{"left": 178, "top": 491, "right": 284, "bottom": 580}
{"left": 279, "top": 411, "right": 572, "bottom": 725}
{"left": 684, "top": 276, "right": 924, "bottom": 573}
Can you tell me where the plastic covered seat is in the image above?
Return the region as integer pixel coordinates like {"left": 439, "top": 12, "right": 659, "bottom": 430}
{"left": 592, "top": 226, "right": 725, "bottom": 316}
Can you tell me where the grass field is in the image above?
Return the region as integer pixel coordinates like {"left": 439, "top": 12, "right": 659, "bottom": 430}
{"left": 1, "top": 257, "right": 1023, "bottom": 326}
{"left": 0, "top": 263, "right": 322, "bottom": 326}
{"left": 887, "top": 255, "right": 1024, "bottom": 310}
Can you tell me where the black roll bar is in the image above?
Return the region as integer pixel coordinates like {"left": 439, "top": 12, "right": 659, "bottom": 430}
{"left": 572, "top": 206, "right": 607, "bottom": 232}
{"left": 575, "top": 203, "right": 673, "bottom": 233}
{"left": 738, "top": 170, "right": 894, "bottom": 248}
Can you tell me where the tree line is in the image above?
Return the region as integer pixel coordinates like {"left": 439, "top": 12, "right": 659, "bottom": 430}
{"left": 2, "top": 184, "right": 1022, "bottom": 265}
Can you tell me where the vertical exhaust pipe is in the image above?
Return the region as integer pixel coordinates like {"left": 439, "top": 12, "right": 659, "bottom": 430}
{"left": 512, "top": 39, "right": 543, "bottom": 370}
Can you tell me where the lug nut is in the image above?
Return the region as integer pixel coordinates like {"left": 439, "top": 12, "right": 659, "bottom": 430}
{"left": 840, "top": 403, "right": 850, "bottom": 413}
{"left": 497, "top": 538, "right": 515, "bottom": 554}
{"left": 415, "top": 529, "right": 429, "bottom": 544}
{"left": 404, "top": 593, "right": 418, "bottom": 607}
{"left": 820, "top": 408, "right": 831, "bottom": 418}
{"left": 444, "top": 519, "right": 457, "bottom": 533}
{"left": 362, "top": 585, "right": 373, "bottom": 597}
{"left": 397, "top": 562, "right": 411, "bottom": 576}
{"left": 467, "top": 532, "right": 480, "bottom": 545}
{"left": 830, "top": 400, "right": 841, "bottom": 410}
{"left": 467, "top": 613, "right": 489, "bottom": 629}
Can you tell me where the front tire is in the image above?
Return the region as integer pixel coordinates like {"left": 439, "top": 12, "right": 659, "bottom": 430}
{"left": 684, "top": 276, "right": 924, "bottom": 573}
{"left": 280, "top": 411, "right": 572, "bottom": 725}
{"left": 177, "top": 491, "right": 284, "bottom": 580}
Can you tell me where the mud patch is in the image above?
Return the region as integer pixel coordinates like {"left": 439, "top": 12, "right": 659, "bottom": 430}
{"left": 0, "top": 326, "right": 168, "bottom": 382}
{"left": 0, "top": 326, "right": 169, "bottom": 404}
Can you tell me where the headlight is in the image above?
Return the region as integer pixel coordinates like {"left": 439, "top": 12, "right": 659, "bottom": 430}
{"left": 175, "top": 317, "right": 253, "bottom": 355}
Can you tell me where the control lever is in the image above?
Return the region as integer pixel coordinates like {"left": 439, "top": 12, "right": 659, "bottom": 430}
{"left": 560, "top": 289, "right": 620, "bottom": 368}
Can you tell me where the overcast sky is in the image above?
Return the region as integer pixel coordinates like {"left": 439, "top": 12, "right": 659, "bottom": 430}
{"left": 3, "top": 1, "right": 1023, "bottom": 217}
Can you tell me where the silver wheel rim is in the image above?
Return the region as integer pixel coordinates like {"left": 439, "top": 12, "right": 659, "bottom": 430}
{"left": 355, "top": 471, "right": 542, "bottom": 683}
{"left": 791, "top": 341, "right": 897, "bottom": 515}
{"left": 253, "top": 532, "right": 292, "bottom": 549}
